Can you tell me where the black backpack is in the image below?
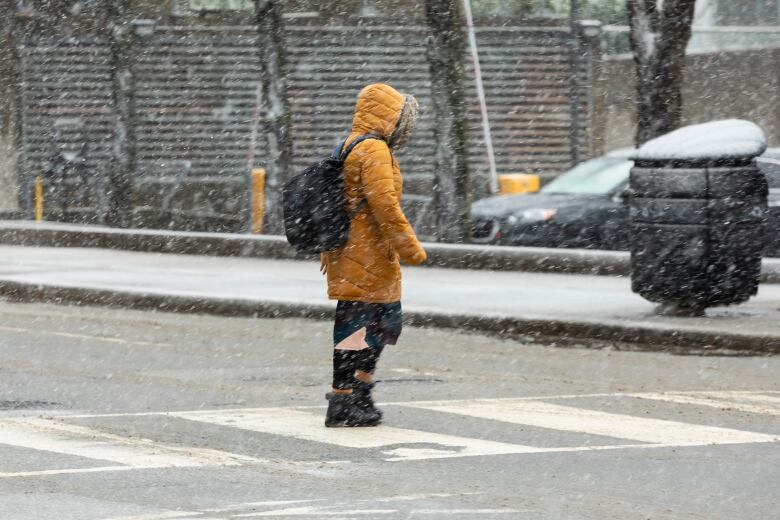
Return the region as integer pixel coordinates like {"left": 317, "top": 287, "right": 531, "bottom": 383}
{"left": 283, "top": 134, "right": 383, "bottom": 254}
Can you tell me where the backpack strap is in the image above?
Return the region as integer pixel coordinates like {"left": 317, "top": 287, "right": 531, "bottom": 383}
{"left": 332, "top": 138, "right": 349, "bottom": 160}
{"left": 335, "top": 133, "right": 385, "bottom": 162}
{"left": 333, "top": 133, "right": 385, "bottom": 219}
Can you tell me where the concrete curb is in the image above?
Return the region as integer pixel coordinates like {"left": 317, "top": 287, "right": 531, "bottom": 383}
{"left": 2, "top": 280, "right": 777, "bottom": 355}
{"left": 0, "top": 221, "right": 629, "bottom": 275}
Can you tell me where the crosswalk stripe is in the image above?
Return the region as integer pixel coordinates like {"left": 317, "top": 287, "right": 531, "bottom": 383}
{"left": 397, "top": 399, "right": 778, "bottom": 446}
{"left": 100, "top": 513, "right": 201, "bottom": 520}
{"left": 234, "top": 506, "right": 398, "bottom": 517}
{"left": 169, "top": 408, "right": 700, "bottom": 462}
{"left": 0, "top": 417, "right": 261, "bottom": 473}
{"left": 102, "top": 498, "right": 527, "bottom": 519}
{"left": 2, "top": 391, "right": 777, "bottom": 476}
{"left": 0, "top": 466, "right": 137, "bottom": 479}
{"left": 234, "top": 507, "right": 523, "bottom": 517}
{"left": 690, "top": 391, "right": 780, "bottom": 406}
{"left": 170, "top": 407, "right": 546, "bottom": 461}
{"left": 630, "top": 392, "right": 780, "bottom": 416}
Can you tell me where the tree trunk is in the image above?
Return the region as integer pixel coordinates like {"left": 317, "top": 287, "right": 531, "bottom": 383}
{"left": 627, "top": 0, "right": 696, "bottom": 146}
{"left": 0, "top": 2, "right": 22, "bottom": 213}
{"left": 0, "top": 3, "right": 13, "bottom": 138}
{"left": 254, "top": 0, "right": 293, "bottom": 235}
{"left": 424, "top": 0, "right": 471, "bottom": 243}
{"left": 105, "top": 0, "right": 136, "bottom": 227}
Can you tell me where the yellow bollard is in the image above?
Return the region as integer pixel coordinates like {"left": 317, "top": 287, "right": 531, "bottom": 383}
{"left": 498, "top": 173, "right": 540, "bottom": 195}
{"left": 34, "top": 176, "right": 44, "bottom": 222}
{"left": 251, "top": 168, "right": 266, "bottom": 234}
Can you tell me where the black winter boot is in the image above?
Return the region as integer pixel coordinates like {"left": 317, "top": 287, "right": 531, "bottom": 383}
{"left": 352, "top": 380, "right": 382, "bottom": 420}
{"left": 325, "top": 392, "right": 381, "bottom": 427}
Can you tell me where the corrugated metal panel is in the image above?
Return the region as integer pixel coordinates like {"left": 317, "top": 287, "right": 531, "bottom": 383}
{"left": 285, "top": 26, "right": 589, "bottom": 192}
{"left": 20, "top": 25, "right": 589, "bottom": 233}
{"left": 134, "top": 30, "right": 259, "bottom": 183}
{"left": 20, "top": 37, "right": 113, "bottom": 187}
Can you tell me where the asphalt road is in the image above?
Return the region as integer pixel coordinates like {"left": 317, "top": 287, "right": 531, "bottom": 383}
{"left": 0, "top": 301, "right": 778, "bottom": 519}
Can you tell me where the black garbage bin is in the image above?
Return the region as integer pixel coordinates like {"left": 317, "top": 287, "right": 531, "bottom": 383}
{"left": 629, "top": 120, "right": 769, "bottom": 315}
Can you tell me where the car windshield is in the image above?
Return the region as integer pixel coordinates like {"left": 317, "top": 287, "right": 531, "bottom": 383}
{"left": 541, "top": 157, "right": 633, "bottom": 195}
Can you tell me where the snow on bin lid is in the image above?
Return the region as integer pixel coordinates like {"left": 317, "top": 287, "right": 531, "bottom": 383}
{"left": 632, "top": 119, "right": 767, "bottom": 161}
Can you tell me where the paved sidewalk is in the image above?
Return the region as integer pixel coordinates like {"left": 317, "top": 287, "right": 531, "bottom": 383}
{"left": 3, "top": 221, "right": 780, "bottom": 280}
{"left": 0, "top": 245, "right": 779, "bottom": 352}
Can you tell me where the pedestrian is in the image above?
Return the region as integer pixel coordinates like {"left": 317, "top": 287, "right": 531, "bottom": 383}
{"left": 321, "top": 83, "right": 427, "bottom": 427}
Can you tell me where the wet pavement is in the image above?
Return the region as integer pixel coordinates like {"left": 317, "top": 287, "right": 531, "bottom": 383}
{"left": 0, "top": 302, "right": 778, "bottom": 519}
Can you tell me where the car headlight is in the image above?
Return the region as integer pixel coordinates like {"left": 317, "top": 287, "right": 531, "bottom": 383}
{"left": 507, "top": 208, "right": 557, "bottom": 224}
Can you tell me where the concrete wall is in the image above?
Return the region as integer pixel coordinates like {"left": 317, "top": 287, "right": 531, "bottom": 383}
{"left": 601, "top": 48, "right": 780, "bottom": 151}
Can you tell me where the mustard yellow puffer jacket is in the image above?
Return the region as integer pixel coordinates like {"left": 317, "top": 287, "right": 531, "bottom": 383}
{"left": 323, "top": 83, "right": 427, "bottom": 303}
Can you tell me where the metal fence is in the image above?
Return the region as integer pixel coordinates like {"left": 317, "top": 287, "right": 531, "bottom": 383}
{"left": 19, "top": 24, "right": 592, "bottom": 235}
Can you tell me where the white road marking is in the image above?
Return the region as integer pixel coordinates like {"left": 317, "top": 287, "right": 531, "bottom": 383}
{"left": 0, "top": 417, "right": 261, "bottom": 476}
{"left": 0, "top": 324, "right": 174, "bottom": 348}
{"left": 234, "top": 506, "right": 398, "bottom": 517}
{"left": 397, "top": 399, "right": 778, "bottom": 446}
{"left": 169, "top": 407, "right": 544, "bottom": 461}
{"left": 692, "top": 391, "right": 780, "bottom": 406}
{"left": 203, "top": 501, "right": 322, "bottom": 513}
{"left": 382, "top": 443, "right": 689, "bottom": 461}
{"left": 167, "top": 408, "right": 699, "bottom": 462}
{"left": 108, "top": 496, "right": 479, "bottom": 520}
{"left": 630, "top": 392, "right": 780, "bottom": 416}
{"left": 372, "top": 493, "right": 464, "bottom": 502}
{"left": 235, "top": 506, "right": 523, "bottom": 518}
{"left": 408, "top": 510, "right": 523, "bottom": 515}
{"left": 101, "top": 513, "right": 202, "bottom": 520}
{"left": 385, "top": 390, "right": 780, "bottom": 407}
{"left": 65, "top": 390, "right": 780, "bottom": 418}
{"left": 0, "top": 466, "right": 138, "bottom": 479}
{"left": 2, "top": 391, "right": 778, "bottom": 478}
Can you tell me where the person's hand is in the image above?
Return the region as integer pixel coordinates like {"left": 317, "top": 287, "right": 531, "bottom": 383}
{"left": 408, "top": 247, "right": 427, "bottom": 265}
{"left": 320, "top": 253, "right": 327, "bottom": 275}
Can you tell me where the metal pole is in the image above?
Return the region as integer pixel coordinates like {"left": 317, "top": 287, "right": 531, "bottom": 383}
{"left": 568, "top": 0, "right": 580, "bottom": 168}
{"left": 461, "top": 0, "right": 498, "bottom": 195}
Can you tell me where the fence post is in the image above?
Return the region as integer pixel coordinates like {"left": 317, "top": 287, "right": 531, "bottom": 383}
{"left": 254, "top": 0, "right": 293, "bottom": 235}
{"left": 106, "top": 2, "right": 139, "bottom": 228}
{"left": 582, "top": 20, "right": 605, "bottom": 160}
{"left": 568, "top": 0, "right": 581, "bottom": 168}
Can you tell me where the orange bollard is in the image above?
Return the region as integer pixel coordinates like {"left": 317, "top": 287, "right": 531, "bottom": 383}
{"left": 34, "top": 176, "right": 44, "bottom": 222}
{"left": 498, "top": 173, "right": 540, "bottom": 195}
{"left": 251, "top": 168, "right": 266, "bottom": 234}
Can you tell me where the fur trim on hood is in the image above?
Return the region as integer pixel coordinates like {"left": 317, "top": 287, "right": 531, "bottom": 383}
{"left": 388, "top": 94, "right": 419, "bottom": 150}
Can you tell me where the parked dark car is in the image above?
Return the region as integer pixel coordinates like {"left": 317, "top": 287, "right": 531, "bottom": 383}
{"left": 471, "top": 148, "right": 780, "bottom": 255}
{"left": 471, "top": 149, "right": 634, "bottom": 250}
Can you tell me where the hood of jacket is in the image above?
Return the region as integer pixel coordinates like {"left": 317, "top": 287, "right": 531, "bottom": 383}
{"left": 351, "top": 83, "right": 404, "bottom": 138}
